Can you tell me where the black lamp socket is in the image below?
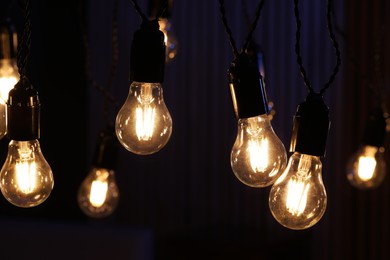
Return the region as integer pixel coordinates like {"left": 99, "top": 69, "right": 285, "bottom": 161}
{"left": 362, "top": 107, "right": 386, "bottom": 147}
{"left": 93, "top": 125, "right": 119, "bottom": 170}
{"left": 290, "top": 92, "right": 330, "bottom": 157}
{"left": 228, "top": 52, "right": 268, "bottom": 119}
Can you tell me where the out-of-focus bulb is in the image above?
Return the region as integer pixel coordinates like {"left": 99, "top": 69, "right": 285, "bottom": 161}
{"left": 78, "top": 167, "right": 119, "bottom": 218}
{"left": 158, "top": 18, "right": 178, "bottom": 62}
{"left": 0, "top": 140, "right": 54, "bottom": 207}
{"left": 269, "top": 152, "right": 327, "bottom": 230}
{"left": 346, "top": 145, "right": 386, "bottom": 189}
{"left": 116, "top": 81, "right": 172, "bottom": 155}
{"left": 231, "top": 114, "right": 287, "bottom": 187}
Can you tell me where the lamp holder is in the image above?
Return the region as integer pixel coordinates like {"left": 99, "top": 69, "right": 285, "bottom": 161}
{"left": 130, "top": 19, "right": 165, "bottom": 83}
{"left": 362, "top": 107, "right": 387, "bottom": 147}
{"left": 228, "top": 52, "right": 268, "bottom": 119}
{"left": 93, "top": 125, "right": 119, "bottom": 170}
{"left": 7, "top": 76, "right": 40, "bottom": 141}
{"left": 290, "top": 92, "right": 330, "bottom": 157}
{"left": 0, "top": 17, "right": 17, "bottom": 60}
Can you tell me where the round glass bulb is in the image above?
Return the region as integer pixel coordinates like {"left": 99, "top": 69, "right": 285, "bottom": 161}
{"left": 269, "top": 152, "right": 327, "bottom": 230}
{"left": 115, "top": 81, "right": 172, "bottom": 155}
{"left": 0, "top": 58, "right": 19, "bottom": 139}
{"left": 78, "top": 167, "right": 119, "bottom": 218}
{"left": 0, "top": 139, "right": 54, "bottom": 207}
{"left": 346, "top": 145, "right": 386, "bottom": 189}
{"left": 231, "top": 115, "right": 287, "bottom": 187}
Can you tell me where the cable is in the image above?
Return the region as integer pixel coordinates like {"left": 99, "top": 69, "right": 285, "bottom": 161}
{"left": 219, "top": 0, "right": 266, "bottom": 58}
{"left": 129, "top": 0, "right": 167, "bottom": 21}
{"left": 294, "top": 0, "right": 341, "bottom": 94}
{"left": 16, "top": 0, "right": 30, "bottom": 79}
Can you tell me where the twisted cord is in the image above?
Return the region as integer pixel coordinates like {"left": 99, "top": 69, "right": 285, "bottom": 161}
{"left": 128, "top": 0, "right": 148, "bottom": 21}
{"left": 219, "top": 0, "right": 239, "bottom": 57}
{"left": 242, "top": 0, "right": 265, "bottom": 52}
{"left": 16, "top": 0, "right": 31, "bottom": 78}
{"left": 83, "top": 0, "right": 121, "bottom": 125}
{"left": 294, "top": 0, "right": 341, "bottom": 94}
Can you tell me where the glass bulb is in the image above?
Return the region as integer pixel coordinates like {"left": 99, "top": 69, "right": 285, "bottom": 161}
{"left": 230, "top": 115, "right": 287, "bottom": 187}
{"left": 346, "top": 145, "right": 386, "bottom": 189}
{"left": 78, "top": 167, "right": 119, "bottom": 218}
{"left": 269, "top": 152, "right": 327, "bottom": 230}
{"left": 158, "top": 18, "right": 178, "bottom": 62}
{"left": 0, "top": 58, "right": 19, "bottom": 139}
{"left": 0, "top": 140, "right": 54, "bottom": 207}
{"left": 115, "top": 81, "right": 172, "bottom": 155}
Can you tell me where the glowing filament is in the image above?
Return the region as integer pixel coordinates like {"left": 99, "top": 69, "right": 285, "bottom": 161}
{"left": 357, "top": 156, "right": 376, "bottom": 181}
{"left": 136, "top": 106, "right": 156, "bottom": 140}
{"left": 15, "top": 161, "right": 37, "bottom": 194}
{"left": 286, "top": 178, "right": 310, "bottom": 216}
{"left": 89, "top": 170, "right": 109, "bottom": 207}
{"left": 249, "top": 139, "right": 269, "bottom": 172}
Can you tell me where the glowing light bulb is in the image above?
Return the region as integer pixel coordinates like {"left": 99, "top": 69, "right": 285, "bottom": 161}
{"left": 78, "top": 167, "right": 119, "bottom": 218}
{"left": 0, "top": 140, "right": 54, "bottom": 207}
{"left": 0, "top": 77, "right": 54, "bottom": 208}
{"left": 158, "top": 18, "right": 178, "bottom": 62}
{"left": 116, "top": 81, "right": 172, "bottom": 155}
{"left": 347, "top": 145, "right": 386, "bottom": 189}
{"left": 231, "top": 115, "right": 287, "bottom": 187}
{"left": 269, "top": 152, "right": 327, "bottom": 230}
{"left": 117, "top": 19, "right": 172, "bottom": 155}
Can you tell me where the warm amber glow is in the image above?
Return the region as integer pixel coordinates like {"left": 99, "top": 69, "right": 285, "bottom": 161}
{"left": 249, "top": 139, "right": 268, "bottom": 172}
{"left": 0, "top": 77, "right": 17, "bottom": 104}
{"left": 89, "top": 170, "right": 109, "bottom": 207}
{"left": 15, "top": 161, "right": 37, "bottom": 194}
{"left": 357, "top": 156, "right": 376, "bottom": 181}
{"left": 136, "top": 105, "right": 156, "bottom": 141}
{"left": 286, "top": 177, "right": 310, "bottom": 216}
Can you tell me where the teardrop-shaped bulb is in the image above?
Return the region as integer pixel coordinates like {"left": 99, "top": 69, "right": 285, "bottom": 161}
{"left": 231, "top": 115, "right": 287, "bottom": 187}
{"left": 115, "top": 81, "right": 172, "bottom": 155}
{"left": 269, "top": 152, "right": 327, "bottom": 230}
{"left": 78, "top": 167, "right": 119, "bottom": 218}
{"left": 0, "top": 58, "right": 19, "bottom": 139}
{"left": 0, "top": 140, "right": 54, "bottom": 207}
{"left": 346, "top": 145, "right": 386, "bottom": 189}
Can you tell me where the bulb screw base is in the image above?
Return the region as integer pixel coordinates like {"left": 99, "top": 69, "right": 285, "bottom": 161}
{"left": 228, "top": 52, "right": 268, "bottom": 119}
{"left": 130, "top": 19, "right": 166, "bottom": 83}
{"left": 290, "top": 92, "right": 330, "bottom": 157}
{"left": 7, "top": 77, "right": 40, "bottom": 141}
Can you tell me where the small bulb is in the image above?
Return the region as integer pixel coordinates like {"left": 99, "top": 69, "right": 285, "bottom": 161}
{"left": 158, "top": 18, "right": 178, "bottom": 62}
{"left": 231, "top": 115, "right": 287, "bottom": 187}
{"left": 78, "top": 167, "right": 119, "bottom": 218}
{"left": 269, "top": 152, "right": 327, "bottom": 230}
{"left": 0, "top": 59, "right": 19, "bottom": 139}
{"left": 0, "top": 140, "right": 54, "bottom": 208}
{"left": 346, "top": 145, "right": 386, "bottom": 189}
{"left": 115, "top": 81, "right": 172, "bottom": 155}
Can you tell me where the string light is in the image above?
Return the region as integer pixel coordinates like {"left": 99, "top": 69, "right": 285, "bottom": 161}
{"left": 0, "top": 0, "right": 54, "bottom": 208}
{"left": 219, "top": 0, "right": 287, "bottom": 188}
{"left": 269, "top": 0, "right": 341, "bottom": 230}
{"left": 116, "top": 0, "right": 172, "bottom": 155}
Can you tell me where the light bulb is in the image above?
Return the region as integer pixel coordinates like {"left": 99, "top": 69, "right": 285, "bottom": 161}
{"left": 78, "top": 167, "right": 119, "bottom": 218}
{"left": 0, "top": 77, "right": 54, "bottom": 208}
{"left": 269, "top": 152, "right": 327, "bottom": 230}
{"left": 78, "top": 125, "right": 120, "bottom": 218}
{"left": 231, "top": 114, "right": 287, "bottom": 187}
{"left": 347, "top": 145, "right": 386, "bottom": 189}
{"left": 158, "top": 18, "right": 178, "bottom": 62}
{"left": 0, "top": 139, "right": 54, "bottom": 207}
{"left": 115, "top": 81, "right": 172, "bottom": 155}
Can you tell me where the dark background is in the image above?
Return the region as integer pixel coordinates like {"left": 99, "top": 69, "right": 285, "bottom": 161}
{"left": 0, "top": 0, "right": 389, "bottom": 259}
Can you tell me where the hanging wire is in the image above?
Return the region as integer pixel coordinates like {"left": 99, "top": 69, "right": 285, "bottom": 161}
{"left": 129, "top": 0, "right": 167, "bottom": 21}
{"left": 83, "top": 0, "right": 120, "bottom": 125}
{"left": 219, "top": 0, "right": 265, "bottom": 58}
{"left": 16, "top": 0, "right": 30, "bottom": 79}
{"left": 294, "top": 0, "right": 341, "bottom": 95}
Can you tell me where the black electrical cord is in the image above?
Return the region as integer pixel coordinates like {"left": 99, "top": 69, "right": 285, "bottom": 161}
{"left": 129, "top": 0, "right": 167, "bottom": 21}
{"left": 16, "top": 0, "right": 30, "bottom": 79}
{"left": 83, "top": 0, "right": 120, "bottom": 126}
{"left": 294, "top": 0, "right": 341, "bottom": 95}
{"left": 219, "top": 0, "right": 265, "bottom": 58}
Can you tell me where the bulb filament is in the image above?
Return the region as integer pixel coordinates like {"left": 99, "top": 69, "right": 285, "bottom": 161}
{"left": 89, "top": 170, "right": 109, "bottom": 207}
